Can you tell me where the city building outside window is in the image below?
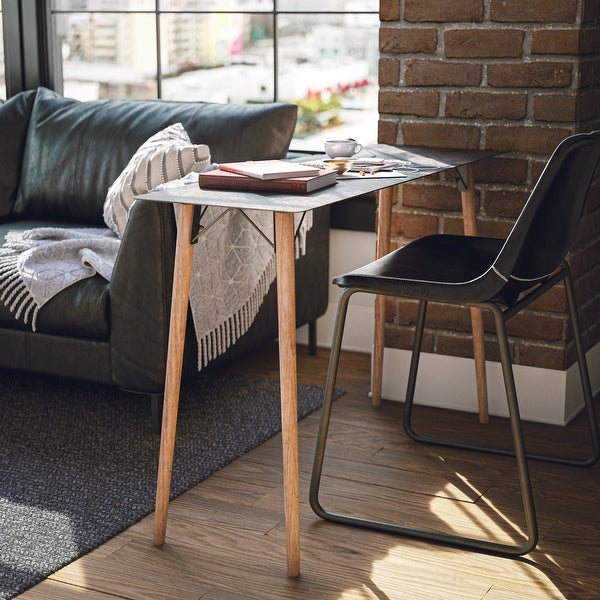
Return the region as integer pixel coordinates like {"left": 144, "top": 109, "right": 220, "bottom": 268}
{"left": 51, "top": 0, "right": 379, "bottom": 149}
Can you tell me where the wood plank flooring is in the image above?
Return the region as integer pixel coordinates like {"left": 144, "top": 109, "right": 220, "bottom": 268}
{"left": 17, "top": 343, "right": 600, "bottom": 599}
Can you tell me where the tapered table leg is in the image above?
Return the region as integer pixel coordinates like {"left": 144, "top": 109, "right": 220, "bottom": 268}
{"left": 274, "top": 211, "right": 301, "bottom": 577}
{"left": 371, "top": 186, "right": 395, "bottom": 407}
{"left": 460, "top": 164, "right": 489, "bottom": 424}
{"left": 154, "top": 203, "right": 195, "bottom": 545}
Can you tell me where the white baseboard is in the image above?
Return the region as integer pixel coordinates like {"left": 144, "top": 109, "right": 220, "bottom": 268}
{"left": 377, "top": 342, "right": 600, "bottom": 426}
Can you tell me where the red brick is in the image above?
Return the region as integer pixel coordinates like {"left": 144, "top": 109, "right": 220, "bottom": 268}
{"left": 379, "top": 58, "right": 400, "bottom": 86}
{"left": 391, "top": 211, "right": 438, "bottom": 238}
{"left": 490, "top": 0, "right": 578, "bottom": 23}
{"left": 395, "top": 299, "right": 421, "bottom": 326}
{"left": 444, "top": 217, "right": 513, "bottom": 238}
{"left": 488, "top": 62, "right": 573, "bottom": 88}
{"left": 531, "top": 29, "right": 580, "bottom": 54}
{"left": 486, "top": 125, "right": 572, "bottom": 154}
{"left": 426, "top": 302, "right": 473, "bottom": 331}
{"left": 377, "top": 119, "right": 398, "bottom": 145}
{"left": 380, "top": 27, "right": 438, "bottom": 53}
{"left": 385, "top": 326, "right": 434, "bottom": 353}
{"left": 402, "top": 121, "right": 481, "bottom": 149}
{"left": 518, "top": 343, "right": 566, "bottom": 369}
{"left": 401, "top": 182, "right": 465, "bottom": 211}
{"left": 473, "top": 158, "right": 529, "bottom": 185}
{"left": 379, "top": 90, "right": 440, "bottom": 117}
{"left": 405, "top": 60, "right": 482, "bottom": 86}
{"left": 380, "top": 0, "right": 401, "bottom": 21}
{"left": 404, "top": 0, "right": 483, "bottom": 23}
{"left": 528, "top": 285, "right": 566, "bottom": 312}
{"left": 445, "top": 91, "right": 527, "bottom": 120}
{"left": 506, "top": 311, "right": 565, "bottom": 342}
{"left": 445, "top": 29, "right": 524, "bottom": 58}
{"left": 533, "top": 94, "right": 578, "bottom": 122}
{"left": 436, "top": 332, "right": 506, "bottom": 362}
{"left": 484, "top": 190, "right": 529, "bottom": 219}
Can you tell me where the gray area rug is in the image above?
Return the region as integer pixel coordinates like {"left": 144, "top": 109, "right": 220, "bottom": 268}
{"left": 0, "top": 368, "right": 340, "bottom": 599}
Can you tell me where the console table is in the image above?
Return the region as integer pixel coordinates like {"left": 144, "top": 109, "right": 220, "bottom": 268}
{"left": 137, "top": 144, "right": 496, "bottom": 578}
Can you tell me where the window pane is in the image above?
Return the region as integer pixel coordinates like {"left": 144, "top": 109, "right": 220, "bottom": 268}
{"left": 56, "top": 12, "right": 158, "bottom": 100}
{"left": 278, "top": 0, "right": 378, "bottom": 11}
{"left": 160, "top": 13, "right": 274, "bottom": 104}
{"left": 53, "top": 0, "right": 155, "bottom": 11}
{"left": 277, "top": 13, "right": 379, "bottom": 149}
{"left": 161, "top": 0, "right": 273, "bottom": 11}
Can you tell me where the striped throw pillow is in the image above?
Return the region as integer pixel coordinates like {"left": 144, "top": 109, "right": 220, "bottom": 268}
{"left": 103, "top": 122, "right": 210, "bottom": 237}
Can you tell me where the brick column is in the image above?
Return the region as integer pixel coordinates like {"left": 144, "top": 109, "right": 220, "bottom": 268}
{"left": 378, "top": 0, "right": 600, "bottom": 373}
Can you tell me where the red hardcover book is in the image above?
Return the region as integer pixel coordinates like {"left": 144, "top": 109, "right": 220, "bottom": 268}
{"left": 198, "top": 168, "right": 337, "bottom": 193}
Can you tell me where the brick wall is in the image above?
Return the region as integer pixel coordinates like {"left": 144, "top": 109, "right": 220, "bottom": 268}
{"left": 378, "top": 0, "right": 600, "bottom": 370}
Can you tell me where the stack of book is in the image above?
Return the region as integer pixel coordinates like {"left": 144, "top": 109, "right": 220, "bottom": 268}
{"left": 198, "top": 159, "right": 338, "bottom": 193}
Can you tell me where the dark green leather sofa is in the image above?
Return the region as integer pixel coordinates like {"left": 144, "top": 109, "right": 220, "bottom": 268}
{"left": 0, "top": 87, "right": 329, "bottom": 424}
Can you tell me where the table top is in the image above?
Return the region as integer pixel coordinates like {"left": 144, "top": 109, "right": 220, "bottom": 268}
{"left": 136, "top": 144, "right": 497, "bottom": 213}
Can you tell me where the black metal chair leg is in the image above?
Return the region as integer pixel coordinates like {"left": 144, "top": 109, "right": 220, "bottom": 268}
{"left": 402, "top": 299, "right": 428, "bottom": 437}
{"left": 404, "top": 293, "right": 599, "bottom": 467}
{"left": 563, "top": 269, "right": 600, "bottom": 465}
{"left": 311, "top": 294, "right": 538, "bottom": 555}
{"left": 310, "top": 288, "right": 354, "bottom": 517}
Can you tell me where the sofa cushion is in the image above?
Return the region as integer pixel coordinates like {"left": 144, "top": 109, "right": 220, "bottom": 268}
{"left": 13, "top": 87, "right": 297, "bottom": 224}
{"left": 103, "top": 122, "right": 210, "bottom": 237}
{"left": 0, "top": 90, "right": 37, "bottom": 217}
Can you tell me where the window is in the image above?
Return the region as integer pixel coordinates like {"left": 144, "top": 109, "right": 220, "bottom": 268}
{"left": 50, "top": 0, "right": 379, "bottom": 148}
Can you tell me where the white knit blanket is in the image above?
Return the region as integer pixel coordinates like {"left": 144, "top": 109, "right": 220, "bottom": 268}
{"left": 187, "top": 205, "right": 312, "bottom": 369}
{"left": 0, "top": 227, "right": 120, "bottom": 330}
{"left": 0, "top": 208, "right": 312, "bottom": 370}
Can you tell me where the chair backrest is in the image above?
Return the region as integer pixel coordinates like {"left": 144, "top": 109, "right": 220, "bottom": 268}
{"left": 494, "top": 131, "right": 600, "bottom": 287}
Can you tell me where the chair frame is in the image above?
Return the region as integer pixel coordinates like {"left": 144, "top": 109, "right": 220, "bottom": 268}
{"left": 310, "top": 259, "right": 600, "bottom": 555}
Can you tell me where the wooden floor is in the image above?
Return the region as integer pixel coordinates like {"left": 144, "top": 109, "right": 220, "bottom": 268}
{"left": 17, "top": 344, "right": 600, "bottom": 600}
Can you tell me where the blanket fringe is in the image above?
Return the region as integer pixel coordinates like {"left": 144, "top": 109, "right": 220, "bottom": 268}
{"left": 198, "top": 256, "right": 277, "bottom": 369}
{"left": 0, "top": 254, "right": 38, "bottom": 327}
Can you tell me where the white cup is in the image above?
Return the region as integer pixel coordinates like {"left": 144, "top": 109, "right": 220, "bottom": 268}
{"left": 324, "top": 139, "right": 363, "bottom": 158}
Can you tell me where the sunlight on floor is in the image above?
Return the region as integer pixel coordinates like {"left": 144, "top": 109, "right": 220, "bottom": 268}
{"left": 368, "top": 542, "right": 570, "bottom": 600}
{"left": 0, "top": 499, "right": 79, "bottom": 571}
{"left": 429, "top": 477, "right": 527, "bottom": 542}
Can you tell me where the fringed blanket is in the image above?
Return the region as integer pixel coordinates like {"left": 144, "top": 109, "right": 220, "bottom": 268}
{"left": 0, "top": 228, "right": 120, "bottom": 330}
{"left": 0, "top": 208, "right": 312, "bottom": 371}
{"left": 187, "top": 205, "right": 312, "bottom": 369}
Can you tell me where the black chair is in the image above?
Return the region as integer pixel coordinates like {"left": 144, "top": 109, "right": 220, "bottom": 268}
{"left": 310, "top": 131, "right": 600, "bottom": 555}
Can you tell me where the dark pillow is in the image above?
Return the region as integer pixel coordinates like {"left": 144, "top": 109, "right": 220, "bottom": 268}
{"left": 0, "top": 89, "right": 37, "bottom": 217}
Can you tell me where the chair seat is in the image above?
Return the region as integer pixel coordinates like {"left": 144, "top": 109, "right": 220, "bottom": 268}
{"left": 334, "top": 234, "right": 506, "bottom": 303}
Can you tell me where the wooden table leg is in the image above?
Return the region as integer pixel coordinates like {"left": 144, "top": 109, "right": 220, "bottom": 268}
{"left": 371, "top": 186, "right": 395, "bottom": 407}
{"left": 154, "top": 203, "right": 195, "bottom": 545}
{"left": 274, "top": 212, "right": 301, "bottom": 578}
{"left": 459, "top": 165, "right": 489, "bottom": 424}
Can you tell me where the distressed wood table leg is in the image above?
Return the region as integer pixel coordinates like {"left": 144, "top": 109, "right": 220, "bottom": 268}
{"left": 154, "top": 203, "right": 195, "bottom": 545}
{"left": 371, "top": 186, "right": 395, "bottom": 407}
{"left": 274, "top": 211, "right": 301, "bottom": 577}
{"left": 458, "top": 164, "right": 489, "bottom": 424}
